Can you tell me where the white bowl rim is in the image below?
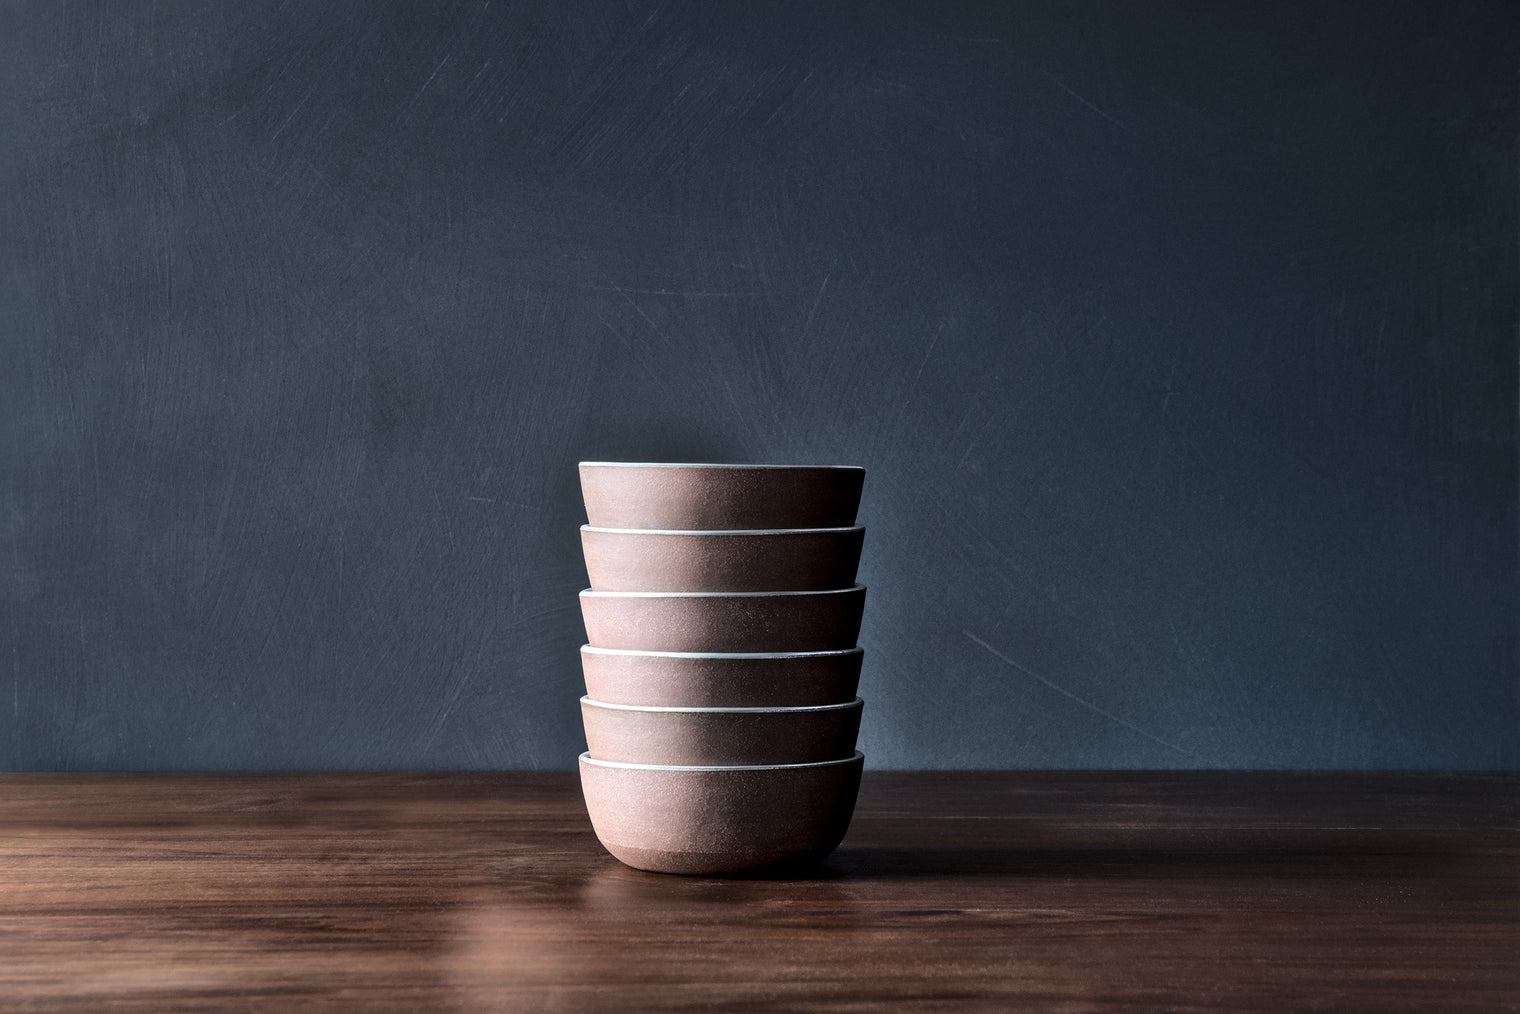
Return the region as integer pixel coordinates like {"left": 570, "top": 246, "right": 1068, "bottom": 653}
{"left": 581, "top": 695, "right": 863, "bottom": 715}
{"left": 579, "top": 462, "right": 864, "bottom": 471}
{"left": 581, "top": 524, "right": 863, "bottom": 536}
{"left": 581, "top": 645, "right": 863, "bottom": 659}
{"left": 579, "top": 584, "right": 865, "bottom": 599}
{"left": 578, "top": 750, "right": 864, "bottom": 772}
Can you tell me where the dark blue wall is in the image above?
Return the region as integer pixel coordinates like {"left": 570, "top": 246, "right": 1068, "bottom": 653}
{"left": 3, "top": 0, "right": 1515, "bottom": 769}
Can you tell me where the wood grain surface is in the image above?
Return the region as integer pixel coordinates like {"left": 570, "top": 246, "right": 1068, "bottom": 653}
{"left": 1, "top": 771, "right": 1516, "bottom": 1011}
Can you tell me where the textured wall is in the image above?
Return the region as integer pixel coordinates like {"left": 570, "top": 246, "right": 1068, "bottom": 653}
{"left": 3, "top": 1, "right": 1515, "bottom": 770}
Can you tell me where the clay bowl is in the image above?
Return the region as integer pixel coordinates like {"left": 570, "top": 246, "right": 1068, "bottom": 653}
{"left": 581, "top": 696, "right": 863, "bottom": 766}
{"left": 579, "top": 751, "right": 864, "bottom": 875}
{"left": 580, "top": 462, "right": 864, "bottom": 531}
{"left": 580, "top": 646, "right": 863, "bottom": 708}
{"left": 579, "top": 586, "right": 866, "bottom": 653}
{"left": 581, "top": 525, "right": 864, "bottom": 593}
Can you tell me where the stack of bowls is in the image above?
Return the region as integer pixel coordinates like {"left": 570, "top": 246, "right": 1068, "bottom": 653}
{"left": 576, "top": 462, "right": 868, "bottom": 875}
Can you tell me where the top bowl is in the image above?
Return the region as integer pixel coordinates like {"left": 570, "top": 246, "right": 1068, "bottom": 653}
{"left": 580, "top": 462, "right": 865, "bottom": 531}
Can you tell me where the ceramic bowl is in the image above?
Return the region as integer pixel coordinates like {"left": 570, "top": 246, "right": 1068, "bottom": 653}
{"left": 580, "top": 462, "right": 865, "bottom": 531}
{"left": 579, "top": 585, "right": 866, "bottom": 653}
{"left": 579, "top": 751, "right": 864, "bottom": 875}
{"left": 580, "top": 525, "right": 864, "bottom": 593}
{"left": 581, "top": 696, "right": 863, "bottom": 766}
{"left": 580, "top": 646, "right": 863, "bottom": 708}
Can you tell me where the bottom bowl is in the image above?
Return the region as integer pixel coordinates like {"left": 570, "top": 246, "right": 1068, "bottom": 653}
{"left": 579, "top": 751, "right": 864, "bottom": 876}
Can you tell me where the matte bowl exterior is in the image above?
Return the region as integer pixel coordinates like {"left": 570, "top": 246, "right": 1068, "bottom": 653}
{"left": 580, "top": 463, "right": 864, "bottom": 531}
{"left": 580, "top": 586, "right": 866, "bottom": 653}
{"left": 579, "top": 752, "right": 864, "bottom": 875}
{"left": 581, "top": 697, "right": 863, "bottom": 766}
{"left": 581, "top": 526, "right": 864, "bottom": 593}
{"left": 581, "top": 646, "right": 863, "bottom": 708}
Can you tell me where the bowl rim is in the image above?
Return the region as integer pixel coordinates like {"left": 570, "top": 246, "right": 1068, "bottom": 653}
{"left": 579, "top": 584, "right": 865, "bottom": 599}
{"left": 578, "top": 750, "right": 864, "bottom": 772}
{"left": 581, "top": 695, "right": 863, "bottom": 715}
{"left": 581, "top": 645, "right": 863, "bottom": 659}
{"left": 581, "top": 524, "right": 864, "bottom": 536}
{"left": 579, "top": 462, "right": 864, "bottom": 471}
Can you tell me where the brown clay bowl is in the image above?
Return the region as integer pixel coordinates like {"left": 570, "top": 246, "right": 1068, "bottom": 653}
{"left": 579, "top": 586, "right": 866, "bottom": 653}
{"left": 580, "top": 645, "right": 863, "bottom": 708}
{"left": 581, "top": 696, "right": 863, "bottom": 766}
{"left": 579, "top": 751, "right": 864, "bottom": 875}
{"left": 581, "top": 525, "right": 864, "bottom": 593}
{"left": 580, "top": 462, "right": 865, "bottom": 531}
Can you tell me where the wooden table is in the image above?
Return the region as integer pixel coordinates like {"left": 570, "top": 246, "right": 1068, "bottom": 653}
{"left": 1, "top": 772, "right": 1515, "bottom": 1010}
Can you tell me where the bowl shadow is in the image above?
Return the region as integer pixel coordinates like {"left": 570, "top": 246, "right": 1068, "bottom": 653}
{"left": 813, "top": 827, "right": 1487, "bottom": 881}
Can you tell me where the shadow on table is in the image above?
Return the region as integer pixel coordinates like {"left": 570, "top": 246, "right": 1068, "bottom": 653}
{"left": 812, "top": 828, "right": 1487, "bottom": 881}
